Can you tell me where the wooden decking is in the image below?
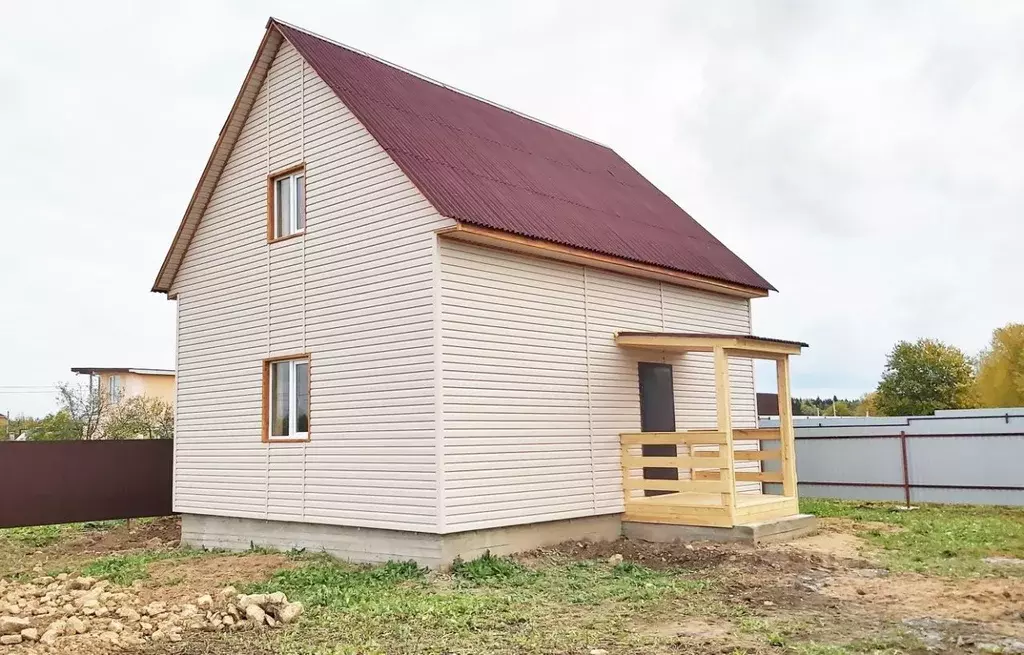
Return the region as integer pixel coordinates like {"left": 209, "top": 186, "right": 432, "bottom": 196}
{"left": 624, "top": 492, "right": 800, "bottom": 528}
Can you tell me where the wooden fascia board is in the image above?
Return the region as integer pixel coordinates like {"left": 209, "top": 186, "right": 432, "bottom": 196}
{"left": 437, "top": 223, "right": 769, "bottom": 299}
{"left": 151, "top": 26, "right": 284, "bottom": 294}
{"left": 615, "top": 334, "right": 803, "bottom": 358}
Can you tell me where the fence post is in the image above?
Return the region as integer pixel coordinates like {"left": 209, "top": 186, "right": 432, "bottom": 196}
{"left": 899, "top": 430, "right": 911, "bottom": 508}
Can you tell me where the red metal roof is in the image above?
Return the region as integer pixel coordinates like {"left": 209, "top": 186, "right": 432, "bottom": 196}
{"left": 275, "top": 21, "right": 773, "bottom": 292}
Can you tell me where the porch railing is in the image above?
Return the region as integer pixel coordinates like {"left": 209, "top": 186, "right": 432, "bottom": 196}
{"left": 620, "top": 428, "right": 790, "bottom": 509}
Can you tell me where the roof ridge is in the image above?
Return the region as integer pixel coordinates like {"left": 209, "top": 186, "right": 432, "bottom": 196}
{"left": 269, "top": 17, "right": 611, "bottom": 149}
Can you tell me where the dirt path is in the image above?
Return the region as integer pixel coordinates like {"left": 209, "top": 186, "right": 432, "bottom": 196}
{"left": 540, "top": 525, "right": 1024, "bottom": 654}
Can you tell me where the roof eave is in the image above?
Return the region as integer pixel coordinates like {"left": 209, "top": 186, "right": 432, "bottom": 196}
{"left": 439, "top": 222, "right": 772, "bottom": 299}
{"left": 151, "top": 24, "right": 284, "bottom": 295}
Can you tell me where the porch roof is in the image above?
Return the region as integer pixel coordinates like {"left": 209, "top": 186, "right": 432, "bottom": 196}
{"left": 615, "top": 332, "right": 807, "bottom": 359}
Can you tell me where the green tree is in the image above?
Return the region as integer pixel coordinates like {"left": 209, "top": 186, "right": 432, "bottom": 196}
{"left": 858, "top": 392, "right": 881, "bottom": 416}
{"left": 975, "top": 323, "right": 1024, "bottom": 408}
{"left": 55, "top": 381, "right": 111, "bottom": 440}
{"left": 103, "top": 396, "right": 174, "bottom": 440}
{"left": 29, "top": 410, "right": 80, "bottom": 441}
{"left": 874, "top": 338, "right": 977, "bottom": 416}
{"left": 4, "top": 414, "right": 40, "bottom": 439}
{"left": 797, "top": 400, "right": 820, "bottom": 416}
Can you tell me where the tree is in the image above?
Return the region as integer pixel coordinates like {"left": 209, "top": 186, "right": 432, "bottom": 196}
{"left": 858, "top": 392, "right": 881, "bottom": 416}
{"left": 797, "top": 400, "right": 820, "bottom": 416}
{"left": 29, "top": 410, "right": 80, "bottom": 441}
{"left": 975, "top": 323, "right": 1024, "bottom": 408}
{"left": 55, "top": 381, "right": 111, "bottom": 440}
{"left": 3, "top": 414, "right": 40, "bottom": 439}
{"left": 104, "top": 396, "right": 174, "bottom": 440}
{"left": 874, "top": 338, "right": 977, "bottom": 416}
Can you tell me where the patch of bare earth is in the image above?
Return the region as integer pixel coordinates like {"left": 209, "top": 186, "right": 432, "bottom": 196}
{"left": 138, "top": 554, "right": 295, "bottom": 605}
{"left": 542, "top": 529, "right": 1024, "bottom": 654}
{"left": 7, "top": 518, "right": 183, "bottom": 578}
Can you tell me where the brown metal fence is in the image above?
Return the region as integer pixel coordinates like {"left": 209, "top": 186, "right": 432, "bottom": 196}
{"left": 0, "top": 440, "right": 173, "bottom": 528}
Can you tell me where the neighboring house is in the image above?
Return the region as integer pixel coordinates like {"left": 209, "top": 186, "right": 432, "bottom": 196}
{"left": 756, "top": 392, "right": 802, "bottom": 420}
{"left": 70, "top": 368, "right": 175, "bottom": 405}
{"left": 152, "top": 19, "right": 807, "bottom": 566}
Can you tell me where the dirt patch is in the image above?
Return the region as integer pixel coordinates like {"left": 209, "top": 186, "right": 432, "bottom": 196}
{"left": 64, "top": 517, "right": 181, "bottom": 555}
{"left": 817, "top": 516, "right": 905, "bottom": 535}
{"left": 532, "top": 536, "right": 857, "bottom": 575}
{"left": 2, "top": 517, "right": 183, "bottom": 578}
{"left": 824, "top": 571, "right": 1024, "bottom": 624}
{"left": 140, "top": 553, "right": 295, "bottom": 604}
{"left": 539, "top": 534, "right": 1024, "bottom": 654}
{"left": 781, "top": 530, "right": 871, "bottom": 560}
{"left": 531, "top": 537, "right": 736, "bottom": 570}
{"left": 651, "top": 617, "right": 734, "bottom": 639}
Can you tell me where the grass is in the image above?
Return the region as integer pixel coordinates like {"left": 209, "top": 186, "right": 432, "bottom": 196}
{"left": 0, "top": 519, "right": 122, "bottom": 548}
{"left": 78, "top": 548, "right": 206, "bottom": 585}
{"left": 239, "top": 552, "right": 713, "bottom": 654}
{"left": 801, "top": 498, "right": 1024, "bottom": 576}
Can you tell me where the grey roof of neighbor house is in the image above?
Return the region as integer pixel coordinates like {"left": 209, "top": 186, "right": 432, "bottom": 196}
{"left": 70, "top": 367, "right": 175, "bottom": 376}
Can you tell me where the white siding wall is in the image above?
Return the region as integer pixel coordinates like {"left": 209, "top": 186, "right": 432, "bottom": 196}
{"left": 172, "top": 40, "right": 452, "bottom": 532}
{"left": 439, "top": 240, "right": 760, "bottom": 532}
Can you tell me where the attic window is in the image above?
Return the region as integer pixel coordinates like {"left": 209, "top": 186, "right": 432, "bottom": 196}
{"left": 268, "top": 165, "right": 305, "bottom": 241}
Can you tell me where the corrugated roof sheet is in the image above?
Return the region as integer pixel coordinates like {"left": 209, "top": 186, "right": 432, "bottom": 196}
{"left": 275, "top": 21, "right": 773, "bottom": 291}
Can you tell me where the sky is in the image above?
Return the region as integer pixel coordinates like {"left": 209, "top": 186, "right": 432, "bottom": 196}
{"left": 1, "top": 0, "right": 1022, "bottom": 417}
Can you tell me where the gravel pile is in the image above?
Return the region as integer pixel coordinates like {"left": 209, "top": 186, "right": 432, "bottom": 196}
{"left": 0, "top": 574, "right": 302, "bottom": 652}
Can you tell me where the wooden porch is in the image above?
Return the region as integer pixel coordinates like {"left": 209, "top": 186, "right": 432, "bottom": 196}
{"left": 617, "top": 332, "right": 805, "bottom": 529}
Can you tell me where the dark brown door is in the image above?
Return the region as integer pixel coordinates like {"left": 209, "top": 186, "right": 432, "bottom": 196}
{"left": 638, "top": 362, "right": 677, "bottom": 495}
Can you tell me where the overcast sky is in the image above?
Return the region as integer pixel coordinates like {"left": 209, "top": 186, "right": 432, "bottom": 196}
{"left": 2, "top": 1, "right": 1022, "bottom": 417}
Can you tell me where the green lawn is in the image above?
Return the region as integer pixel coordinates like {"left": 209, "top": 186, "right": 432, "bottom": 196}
{"left": 801, "top": 498, "right": 1024, "bottom": 576}
{"left": 237, "top": 553, "right": 718, "bottom": 655}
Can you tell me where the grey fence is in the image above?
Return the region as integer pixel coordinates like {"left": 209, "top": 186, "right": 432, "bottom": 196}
{"left": 761, "top": 408, "right": 1024, "bottom": 506}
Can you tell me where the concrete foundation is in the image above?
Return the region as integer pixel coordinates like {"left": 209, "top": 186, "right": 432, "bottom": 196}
{"left": 181, "top": 513, "right": 622, "bottom": 568}
{"left": 183, "top": 511, "right": 815, "bottom": 567}
{"left": 622, "top": 513, "right": 817, "bottom": 546}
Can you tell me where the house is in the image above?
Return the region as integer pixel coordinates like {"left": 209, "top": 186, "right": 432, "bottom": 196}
{"left": 756, "top": 392, "right": 802, "bottom": 419}
{"left": 70, "top": 367, "right": 176, "bottom": 405}
{"left": 152, "top": 18, "right": 808, "bottom": 566}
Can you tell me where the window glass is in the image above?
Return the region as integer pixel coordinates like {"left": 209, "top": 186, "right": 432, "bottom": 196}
{"left": 267, "top": 358, "right": 309, "bottom": 440}
{"left": 108, "top": 375, "right": 121, "bottom": 400}
{"left": 275, "top": 177, "right": 291, "bottom": 238}
{"left": 271, "top": 361, "right": 290, "bottom": 437}
{"left": 295, "top": 361, "right": 309, "bottom": 433}
{"left": 295, "top": 175, "right": 305, "bottom": 231}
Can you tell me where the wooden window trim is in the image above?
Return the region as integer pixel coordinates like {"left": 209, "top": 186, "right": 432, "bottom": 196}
{"left": 261, "top": 352, "right": 311, "bottom": 443}
{"left": 266, "top": 163, "right": 306, "bottom": 243}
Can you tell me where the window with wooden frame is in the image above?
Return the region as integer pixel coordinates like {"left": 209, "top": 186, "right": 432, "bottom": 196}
{"left": 262, "top": 355, "right": 310, "bottom": 442}
{"left": 267, "top": 164, "right": 305, "bottom": 241}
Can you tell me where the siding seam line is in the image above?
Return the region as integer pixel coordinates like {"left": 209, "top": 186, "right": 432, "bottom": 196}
{"left": 433, "top": 236, "right": 446, "bottom": 533}
{"left": 264, "top": 55, "right": 271, "bottom": 520}
{"left": 659, "top": 282, "right": 665, "bottom": 331}
{"left": 584, "top": 266, "right": 596, "bottom": 514}
{"left": 300, "top": 55, "right": 308, "bottom": 521}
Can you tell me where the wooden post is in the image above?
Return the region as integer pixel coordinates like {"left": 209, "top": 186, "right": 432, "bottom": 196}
{"left": 776, "top": 356, "right": 798, "bottom": 497}
{"left": 713, "top": 347, "right": 736, "bottom": 522}
{"left": 899, "top": 430, "right": 911, "bottom": 508}
{"left": 620, "top": 441, "right": 632, "bottom": 510}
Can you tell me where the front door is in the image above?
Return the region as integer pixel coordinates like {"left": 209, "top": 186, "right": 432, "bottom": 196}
{"left": 638, "top": 362, "right": 677, "bottom": 495}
